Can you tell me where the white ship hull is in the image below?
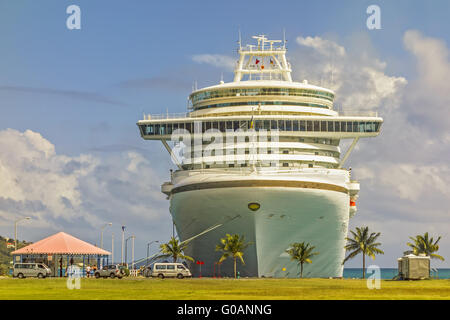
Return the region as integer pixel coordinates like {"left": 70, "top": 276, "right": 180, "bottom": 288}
{"left": 169, "top": 170, "right": 352, "bottom": 278}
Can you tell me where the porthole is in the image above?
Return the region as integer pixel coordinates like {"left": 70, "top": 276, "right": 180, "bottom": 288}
{"left": 248, "top": 202, "right": 261, "bottom": 211}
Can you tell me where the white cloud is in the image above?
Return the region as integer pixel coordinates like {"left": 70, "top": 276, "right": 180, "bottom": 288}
{"left": 292, "top": 34, "right": 407, "bottom": 113}
{"left": 0, "top": 129, "right": 170, "bottom": 251}
{"left": 289, "top": 32, "right": 450, "bottom": 266}
{"left": 192, "top": 54, "right": 236, "bottom": 71}
{"left": 403, "top": 30, "right": 450, "bottom": 132}
{"left": 296, "top": 36, "right": 346, "bottom": 57}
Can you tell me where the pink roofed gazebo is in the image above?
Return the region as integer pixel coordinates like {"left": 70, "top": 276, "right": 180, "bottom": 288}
{"left": 12, "top": 232, "right": 111, "bottom": 277}
{"left": 12, "top": 231, "right": 110, "bottom": 255}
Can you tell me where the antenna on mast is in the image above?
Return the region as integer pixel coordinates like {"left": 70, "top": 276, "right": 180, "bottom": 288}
{"left": 238, "top": 27, "right": 242, "bottom": 50}
{"left": 283, "top": 28, "right": 286, "bottom": 49}
{"left": 330, "top": 50, "right": 334, "bottom": 87}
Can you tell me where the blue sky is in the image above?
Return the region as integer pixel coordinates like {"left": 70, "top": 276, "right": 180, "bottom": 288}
{"left": 1, "top": 0, "right": 450, "bottom": 269}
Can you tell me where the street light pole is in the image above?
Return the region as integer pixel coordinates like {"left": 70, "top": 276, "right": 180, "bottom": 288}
{"left": 111, "top": 233, "right": 114, "bottom": 264}
{"left": 131, "top": 236, "right": 135, "bottom": 270}
{"left": 121, "top": 225, "right": 126, "bottom": 265}
{"left": 125, "top": 235, "right": 134, "bottom": 267}
{"left": 14, "top": 217, "right": 31, "bottom": 251}
{"left": 100, "top": 222, "right": 112, "bottom": 249}
{"left": 146, "top": 241, "right": 159, "bottom": 266}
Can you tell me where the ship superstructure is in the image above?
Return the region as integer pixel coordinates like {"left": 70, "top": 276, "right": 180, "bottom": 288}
{"left": 137, "top": 35, "right": 382, "bottom": 277}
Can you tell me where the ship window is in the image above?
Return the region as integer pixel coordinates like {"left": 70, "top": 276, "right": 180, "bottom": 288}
{"left": 283, "top": 150, "right": 289, "bottom": 154}
{"left": 233, "top": 121, "right": 239, "bottom": 130}
{"left": 339, "top": 122, "right": 345, "bottom": 132}
{"left": 205, "top": 122, "right": 211, "bottom": 131}
{"left": 160, "top": 124, "right": 166, "bottom": 135}
{"left": 229, "top": 164, "right": 234, "bottom": 168}
{"left": 333, "top": 121, "right": 340, "bottom": 132}
{"left": 313, "top": 121, "right": 320, "bottom": 131}
{"left": 185, "top": 123, "right": 191, "bottom": 133}
{"left": 168, "top": 123, "right": 174, "bottom": 135}
{"left": 286, "top": 120, "right": 292, "bottom": 131}
{"left": 254, "top": 120, "right": 262, "bottom": 130}
{"left": 173, "top": 123, "right": 179, "bottom": 131}
{"left": 239, "top": 120, "right": 247, "bottom": 129}
{"left": 212, "top": 122, "right": 218, "bottom": 129}
{"left": 155, "top": 124, "right": 160, "bottom": 135}
{"left": 300, "top": 121, "right": 306, "bottom": 131}
{"left": 226, "top": 121, "right": 232, "bottom": 130}
{"left": 327, "top": 121, "right": 334, "bottom": 132}
{"left": 145, "top": 125, "right": 154, "bottom": 135}
{"left": 283, "top": 163, "right": 289, "bottom": 167}
{"left": 241, "top": 163, "right": 247, "bottom": 167}
{"left": 271, "top": 120, "right": 278, "bottom": 130}
{"left": 321, "top": 121, "right": 327, "bottom": 132}
{"left": 219, "top": 121, "right": 225, "bottom": 131}
{"left": 278, "top": 120, "right": 285, "bottom": 130}
{"left": 308, "top": 164, "right": 313, "bottom": 168}
{"left": 375, "top": 122, "right": 381, "bottom": 132}
{"left": 306, "top": 121, "right": 313, "bottom": 131}
{"left": 358, "top": 122, "right": 365, "bottom": 132}
{"left": 263, "top": 120, "right": 270, "bottom": 130}
{"left": 293, "top": 120, "right": 299, "bottom": 131}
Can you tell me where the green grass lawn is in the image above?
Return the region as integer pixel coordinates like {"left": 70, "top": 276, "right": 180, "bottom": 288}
{"left": 1, "top": 277, "right": 450, "bottom": 300}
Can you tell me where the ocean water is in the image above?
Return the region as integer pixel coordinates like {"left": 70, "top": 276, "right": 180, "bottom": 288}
{"left": 343, "top": 268, "right": 450, "bottom": 279}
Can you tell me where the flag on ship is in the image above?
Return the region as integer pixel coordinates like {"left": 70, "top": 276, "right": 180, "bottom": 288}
{"left": 255, "top": 58, "right": 260, "bottom": 64}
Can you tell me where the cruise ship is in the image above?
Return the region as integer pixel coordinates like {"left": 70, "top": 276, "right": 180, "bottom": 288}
{"left": 137, "top": 35, "right": 383, "bottom": 278}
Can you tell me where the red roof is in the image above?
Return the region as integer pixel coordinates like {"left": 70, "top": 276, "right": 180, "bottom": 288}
{"left": 11, "top": 232, "right": 110, "bottom": 255}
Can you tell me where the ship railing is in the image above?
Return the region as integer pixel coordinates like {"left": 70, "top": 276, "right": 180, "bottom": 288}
{"left": 174, "top": 166, "right": 349, "bottom": 177}
{"left": 338, "top": 110, "right": 379, "bottom": 117}
{"left": 143, "top": 112, "right": 191, "bottom": 120}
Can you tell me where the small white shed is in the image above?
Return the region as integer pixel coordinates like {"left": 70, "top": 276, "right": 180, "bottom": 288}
{"left": 397, "top": 254, "right": 430, "bottom": 280}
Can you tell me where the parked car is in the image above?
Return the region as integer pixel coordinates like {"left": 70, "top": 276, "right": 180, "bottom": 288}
{"left": 94, "top": 264, "right": 123, "bottom": 279}
{"left": 143, "top": 266, "right": 152, "bottom": 278}
{"left": 13, "top": 263, "right": 51, "bottom": 279}
{"left": 151, "top": 263, "right": 192, "bottom": 279}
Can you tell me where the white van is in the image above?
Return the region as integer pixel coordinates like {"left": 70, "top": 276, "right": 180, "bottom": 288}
{"left": 13, "top": 263, "right": 51, "bottom": 279}
{"left": 151, "top": 263, "right": 192, "bottom": 279}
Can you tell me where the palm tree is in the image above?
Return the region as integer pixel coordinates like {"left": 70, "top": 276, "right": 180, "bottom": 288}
{"left": 405, "top": 232, "right": 444, "bottom": 261}
{"left": 159, "top": 236, "right": 194, "bottom": 263}
{"left": 215, "top": 234, "right": 252, "bottom": 279}
{"left": 342, "top": 226, "right": 384, "bottom": 279}
{"left": 285, "top": 242, "right": 319, "bottom": 278}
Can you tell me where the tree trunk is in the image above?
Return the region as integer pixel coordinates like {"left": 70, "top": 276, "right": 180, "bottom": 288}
{"left": 300, "top": 263, "right": 304, "bottom": 278}
{"left": 234, "top": 257, "right": 237, "bottom": 279}
{"left": 362, "top": 254, "right": 366, "bottom": 279}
